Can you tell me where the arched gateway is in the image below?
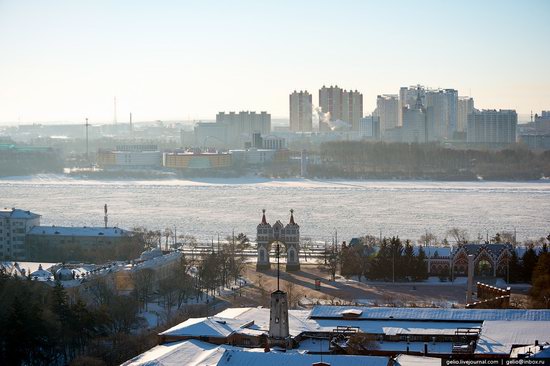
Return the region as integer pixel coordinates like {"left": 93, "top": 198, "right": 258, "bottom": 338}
{"left": 256, "top": 209, "right": 300, "bottom": 271}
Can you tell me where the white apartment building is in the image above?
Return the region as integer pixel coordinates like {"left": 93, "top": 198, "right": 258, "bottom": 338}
{"left": 289, "top": 91, "right": 312, "bottom": 132}
{"left": 375, "top": 94, "right": 399, "bottom": 137}
{"left": 216, "top": 111, "right": 271, "bottom": 148}
{"left": 425, "top": 88, "right": 458, "bottom": 141}
{"left": 467, "top": 109, "right": 517, "bottom": 146}
{"left": 399, "top": 85, "right": 426, "bottom": 125}
{"left": 0, "top": 208, "right": 41, "bottom": 260}
{"left": 458, "top": 96, "right": 475, "bottom": 133}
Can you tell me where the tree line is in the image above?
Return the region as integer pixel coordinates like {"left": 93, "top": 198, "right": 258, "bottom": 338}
{"left": 332, "top": 233, "right": 550, "bottom": 285}
{"left": 315, "top": 141, "right": 550, "bottom": 180}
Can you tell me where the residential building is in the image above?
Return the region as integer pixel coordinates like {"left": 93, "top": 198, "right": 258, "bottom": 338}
{"left": 26, "top": 226, "right": 130, "bottom": 263}
{"left": 534, "top": 111, "right": 550, "bottom": 134}
{"left": 216, "top": 111, "right": 271, "bottom": 148}
{"left": 399, "top": 85, "right": 426, "bottom": 125}
{"left": 319, "top": 85, "right": 363, "bottom": 131}
{"left": 520, "top": 134, "right": 550, "bottom": 150}
{"left": 457, "top": 96, "right": 475, "bottom": 133}
{"left": 425, "top": 88, "right": 458, "bottom": 141}
{"left": 358, "top": 115, "right": 380, "bottom": 139}
{"left": 193, "top": 122, "right": 228, "bottom": 149}
{"left": 261, "top": 135, "right": 286, "bottom": 150}
{"left": 375, "top": 94, "right": 399, "bottom": 137}
{"left": 319, "top": 85, "right": 343, "bottom": 131}
{"left": 467, "top": 109, "right": 517, "bottom": 147}
{"left": 289, "top": 90, "right": 312, "bottom": 132}
{"left": 0, "top": 208, "right": 41, "bottom": 260}
{"left": 401, "top": 94, "right": 427, "bottom": 143}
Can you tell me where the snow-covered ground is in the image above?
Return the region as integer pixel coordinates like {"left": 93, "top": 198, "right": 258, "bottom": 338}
{"left": 139, "top": 277, "right": 249, "bottom": 329}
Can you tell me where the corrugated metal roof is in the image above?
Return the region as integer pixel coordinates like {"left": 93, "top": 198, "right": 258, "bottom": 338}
{"left": 310, "top": 306, "right": 550, "bottom": 322}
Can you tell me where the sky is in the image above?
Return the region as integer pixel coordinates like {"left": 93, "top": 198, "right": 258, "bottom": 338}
{"left": 0, "top": 0, "right": 549, "bottom": 124}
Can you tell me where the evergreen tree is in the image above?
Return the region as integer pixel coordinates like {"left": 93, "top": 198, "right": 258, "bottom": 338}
{"left": 415, "top": 246, "right": 428, "bottom": 280}
{"left": 530, "top": 253, "right": 550, "bottom": 308}
{"left": 403, "top": 240, "right": 415, "bottom": 279}
{"left": 508, "top": 249, "right": 523, "bottom": 283}
{"left": 522, "top": 245, "right": 539, "bottom": 283}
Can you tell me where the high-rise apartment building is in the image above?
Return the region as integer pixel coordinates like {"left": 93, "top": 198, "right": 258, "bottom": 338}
{"left": 457, "top": 96, "right": 475, "bottom": 133}
{"left": 401, "top": 93, "right": 427, "bottom": 143}
{"left": 215, "top": 111, "right": 271, "bottom": 147}
{"left": 425, "top": 89, "right": 458, "bottom": 141}
{"left": 359, "top": 115, "right": 380, "bottom": 139}
{"left": 467, "top": 109, "right": 517, "bottom": 146}
{"left": 289, "top": 91, "right": 313, "bottom": 132}
{"left": 342, "top": 90, "right": 363, "bottom": 131}
{"left": 319, "top": 85, "right": 343, "bottom": 130}
{"left": 399, "top": 85, "right": 426, "bottom": 125}
{"left": 375, "top": 94, "right": 399, "bottom": 137}
{"left": 319, "top": 85, "right": 363, "bottom": 131}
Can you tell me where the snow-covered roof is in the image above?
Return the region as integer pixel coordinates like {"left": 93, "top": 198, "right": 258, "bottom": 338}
{"left": 475, "top": 321, "right": 550, "bottom": 355}
{"left": 310, "top": 306, "right": 550, "bottom": 322}
{"left": 0, "top": 208, "right": 40, "bottom": 219}
{"left": 28, "top": 226, "right": 129, "bottom": 237}
{"left": 122, "top": 339, "right": 390, "bottom": 366}
{"left": 510, "top": 343, "right": 550, "bottom": 359}
{"left": 216, "top": 349, "right": 389, "bottom": 366}
{"left": 395, "top": 354, "right": 441, "bottom": 366}
{"left": 311, "top": 319, "right": 480, "bottom": 336}
{"left": 212, "top": 307, "right": 313, "bottom": 337}
{"left": 121, "top": 339, "right": 225, "bottom": 366}
{"left": 419, "top": 246, "right": 452, "bottom": 258}
{"left": 160, "top": 317, "right": 253, "bottom": 338}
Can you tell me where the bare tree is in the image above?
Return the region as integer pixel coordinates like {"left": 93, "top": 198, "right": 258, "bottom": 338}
{"left": 419, "top": 231, "right": 438, "bottom": 246}
{"left": 132, "top": 268, "right": 155, "bottom": 311}
{"left": 447, "top": 228, "right": 469, "bottom": 245}
{"left": 284, "top": 280, "right": 303, "bottom": 309}
{"left": 163, "top": 228, "right": 173, "bottom": 251}
{"left": 87, "top": 277, "right": 114, "bottom": 307}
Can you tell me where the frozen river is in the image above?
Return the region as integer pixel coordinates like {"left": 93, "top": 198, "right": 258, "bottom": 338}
{"left": 1, "top": 175, "right": 549, "bottom": 243}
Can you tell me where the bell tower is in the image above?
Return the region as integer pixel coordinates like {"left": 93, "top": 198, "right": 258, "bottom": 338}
{"left": 268, "top": 241, "right": 290, "bottom": 347}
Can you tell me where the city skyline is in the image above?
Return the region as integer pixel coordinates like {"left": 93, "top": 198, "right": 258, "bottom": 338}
{"left": 0, "top": 0, "right": 549, "bottom": 124}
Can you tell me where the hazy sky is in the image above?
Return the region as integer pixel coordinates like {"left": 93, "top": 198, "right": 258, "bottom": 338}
{"left": 0, "top": 0, "right": 549, "bottom": 124}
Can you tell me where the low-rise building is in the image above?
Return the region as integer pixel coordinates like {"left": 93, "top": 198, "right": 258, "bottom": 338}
{"left": 97, "top": 145, "right": 162, "bottom": 169}
{"left": 163, "top": 151, "right": 232, "bottom": 169}
{"left": 123, "top": 304, "right": 550, "bottom": 364}
{"left": 26, "top": 226, "right": 130, "bottom": 263}
{"left": 229, "top": 148, "right": 289, "bottom": 165}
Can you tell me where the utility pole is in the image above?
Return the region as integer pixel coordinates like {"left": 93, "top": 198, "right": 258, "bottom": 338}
{"left": 85, "top": 117, "right": 89, "bottom": 164}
